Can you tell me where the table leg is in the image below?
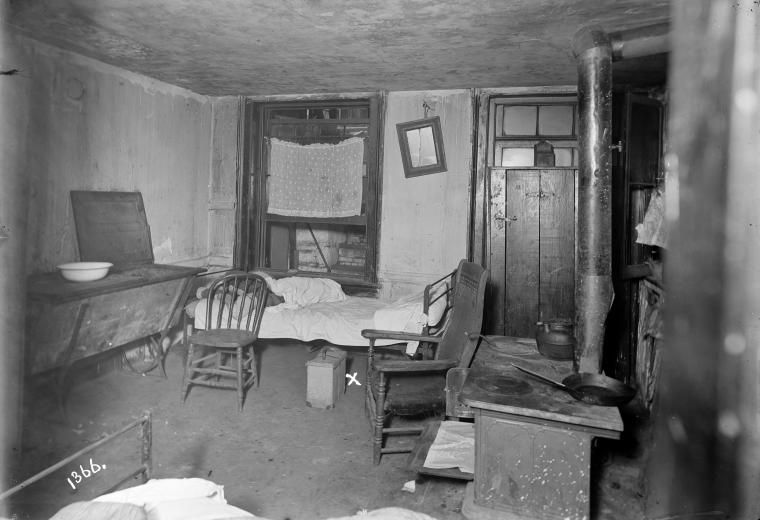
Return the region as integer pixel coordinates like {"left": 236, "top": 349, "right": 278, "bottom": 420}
{"left": 56, "top": 302, "right": 88, "bottom": 416}
{"left": 120, "top": 275, "right": 196, "bottom": 377}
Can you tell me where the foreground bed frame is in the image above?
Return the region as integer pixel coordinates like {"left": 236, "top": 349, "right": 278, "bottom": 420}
{"left": 0, "top": 412, "right": 152, "bottom": 502}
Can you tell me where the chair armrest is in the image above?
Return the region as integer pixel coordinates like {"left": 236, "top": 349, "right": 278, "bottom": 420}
{"left": 373, "top": 359, "right": 457, "bottom": 373}
{"left": 361, "top": 329, "right": 442, "bottom": 343}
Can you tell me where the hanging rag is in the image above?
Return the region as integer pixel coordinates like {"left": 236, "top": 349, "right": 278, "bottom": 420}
{"left": 267, "top": 137, "right": 364, "bottom": 218}
{"left": 635, "top": 190, "right": 668, "bottom": 248}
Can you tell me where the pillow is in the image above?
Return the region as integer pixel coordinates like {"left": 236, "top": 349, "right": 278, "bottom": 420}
{"left": 94, "top": 478, "right": 225, "bottom": 506}
{"left": 248, "top": 270, "right": 278, "bottom": 291}
{"left": 270, "top": 276, "right": 347, "bottom": 307}
{"left": 50, "top": 501, "right": 147, "bottom": 520}
{"left": 326, "top": 507, "right": 439, "bottom": 520}
{"left": 145, "top": 497, "right": 255, "bottom": 520}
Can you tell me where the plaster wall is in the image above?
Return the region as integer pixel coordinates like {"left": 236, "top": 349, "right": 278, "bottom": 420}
{"left": 0, "top": 26, "right": 30, "bottom": 506}
{"left": 13, "top": 34, "right": 212, "bottom": 274}
{"left": 378, "top": 90, "right": 474, "bottom": 299}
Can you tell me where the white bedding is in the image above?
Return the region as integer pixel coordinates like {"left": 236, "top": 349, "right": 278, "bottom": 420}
{"left": 191, "top": 275, "right": 447, "bottom": 355}
{"left": 260, "top": 296, "right": 388, "bottom": 346}
{"left": 54, "top": 478, "right": 441, "bottom": 520}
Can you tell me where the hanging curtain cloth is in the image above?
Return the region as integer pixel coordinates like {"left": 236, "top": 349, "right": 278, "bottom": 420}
{"left": 635, "top": 189, "right": 668, "bottom": 248}
{"left": 267, "top": 137, "right": 364, "bottom": 218}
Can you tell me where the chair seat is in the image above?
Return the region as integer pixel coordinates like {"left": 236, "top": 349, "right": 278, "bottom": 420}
{"left": 189, "top": 329, "right": 258, "bottom": 349}
{"left": 374, "top": 373, "right": 447, "bottom": 416}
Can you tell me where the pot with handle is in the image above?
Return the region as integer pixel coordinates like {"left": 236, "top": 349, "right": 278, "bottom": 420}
{"left": 511, "top": 363, "right": 635, "bottom": 407}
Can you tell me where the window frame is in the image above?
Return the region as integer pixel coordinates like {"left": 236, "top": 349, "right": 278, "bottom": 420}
{"left": 239, "top": 96, "right": 383, "bottom": 291}
{"left": 488, "top": 95, "right": 579, "bottom": 168}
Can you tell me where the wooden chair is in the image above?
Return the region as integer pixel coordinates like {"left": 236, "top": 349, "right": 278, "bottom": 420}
{"left": 362, "top": 260, "right": 488, "bottom": 464}
{"left": 181, "top": 272, "right": 269, "bottom": 412}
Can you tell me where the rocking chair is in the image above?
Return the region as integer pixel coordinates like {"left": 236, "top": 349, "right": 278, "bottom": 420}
{"left": 362, "top": 260, "right": 488, "bottom": 464}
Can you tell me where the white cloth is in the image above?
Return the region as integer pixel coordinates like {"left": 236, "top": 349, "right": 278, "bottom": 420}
{"left": 192, "top": 277, "right": 448, "bottom": 354}
{"left": 94, "top": 478, "right": 255, "bottom": 520}
{"left": 423, "top": 421, "right": 475, "bottom": 474}
{"left": 195, "top": 296, "right": 429, "bottom": 352}
{"left": 635, "top": 190, "right": 668, "bottom": 248}
{"left": 373, "top": 283, "right": 448, "bottom": 355}
{"left": 267, "top": 137, "right": 364, "bottom": 218}
{"left": 270, "top": 276, "right": 347, "bottom": 307}
{"left": 94, "top": 478, "right": 226, "bottom": 506}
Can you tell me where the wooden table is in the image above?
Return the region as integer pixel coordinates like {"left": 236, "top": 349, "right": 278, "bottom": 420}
{"left": 461, "top": 336, "right": 623, "bottom": 520}
{"left": 26, "top": 264, "right": 203, "bottom": 380}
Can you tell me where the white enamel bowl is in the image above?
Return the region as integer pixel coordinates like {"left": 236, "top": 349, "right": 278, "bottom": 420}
{"left": 57, "top": 262, "right": 114, "bottom": 282}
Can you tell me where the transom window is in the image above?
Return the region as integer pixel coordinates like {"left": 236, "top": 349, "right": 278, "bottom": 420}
{"left": 490, "top": 96, "right": 578, "bottom": 168}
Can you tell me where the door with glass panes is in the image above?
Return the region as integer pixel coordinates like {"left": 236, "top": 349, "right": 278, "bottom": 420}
{"left": 487, "top": 97, "right": 578, "bottom": 337}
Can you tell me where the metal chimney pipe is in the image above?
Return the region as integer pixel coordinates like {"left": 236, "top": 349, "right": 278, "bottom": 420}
{"left": 572, "top": 26, "right": 614, "bottom": 373}
{"left": 572, "top": 22, "right": 669, "bottom": 373}
{"left": 609, "top": 23, "right": 670, "bottom": 61}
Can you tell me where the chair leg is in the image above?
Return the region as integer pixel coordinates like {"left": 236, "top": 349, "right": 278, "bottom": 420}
{"left": 373, "top": 372, "right": 386, "bottom": 465}
{"left": 180, "top": 342, "right": 195, "bottom": 404}
{"left": 236, "top": 346, "right": 244, "bottom": 412}
{"left": 249, "top": 345, "right": 258, "bottom": 388}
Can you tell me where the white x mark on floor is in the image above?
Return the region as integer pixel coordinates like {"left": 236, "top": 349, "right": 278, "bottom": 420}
{"left": 345, "top": 372, "right": 361, "bottom": 386}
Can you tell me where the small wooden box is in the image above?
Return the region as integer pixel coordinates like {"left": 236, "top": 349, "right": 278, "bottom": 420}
{"left": 306, "top": 347, "right": 347, "bottom": 409}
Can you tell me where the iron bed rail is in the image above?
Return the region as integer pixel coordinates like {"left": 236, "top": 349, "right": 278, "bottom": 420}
{"left": 0, "top": 411, "right": 152, "bottom": 501}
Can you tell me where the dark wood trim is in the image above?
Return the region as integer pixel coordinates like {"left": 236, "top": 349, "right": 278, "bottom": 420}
{"left": 264, "top": 214, "right": 367, "bottom": 226}
{"left": 365, "top": 93, "right": 383, "bottom": 284}
{"left": 234, "top": 96, "right": 247, "bottom": 270}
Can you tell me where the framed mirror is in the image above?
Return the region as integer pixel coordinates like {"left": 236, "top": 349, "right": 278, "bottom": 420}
{"left": 396, "top": 116, "right": 447, "bottom": 177}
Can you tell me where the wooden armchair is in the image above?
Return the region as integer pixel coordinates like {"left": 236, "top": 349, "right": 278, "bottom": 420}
{"left": 361, "top": 260, "right": 488, "bottom": 464}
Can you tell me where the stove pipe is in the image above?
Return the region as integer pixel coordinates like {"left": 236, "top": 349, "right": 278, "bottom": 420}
{"left": 572, "top": 23, "right": 669, "bottom": 373}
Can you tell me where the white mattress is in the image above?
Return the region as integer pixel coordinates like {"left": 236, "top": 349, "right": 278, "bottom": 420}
{"left": 258, "top": 296, "right": 390, "bottom": 346}
{"left": 193, "top": 296, "right": 426, "bottom": 351}
{"left": 191, "top": 275, "right": 448, "bottom": 354}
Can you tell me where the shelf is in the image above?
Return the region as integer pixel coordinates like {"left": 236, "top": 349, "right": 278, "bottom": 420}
{"left": 265, "top": 214, "right": 366, "bottom": 226}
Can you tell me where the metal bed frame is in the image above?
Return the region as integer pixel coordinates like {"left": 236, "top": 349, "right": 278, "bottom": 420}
{"left": 0, "top": 412, "right": 152, "bottom": 502}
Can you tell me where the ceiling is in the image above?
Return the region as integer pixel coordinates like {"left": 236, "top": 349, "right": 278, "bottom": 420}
{"left": 5, "top": 0, "right": 671, "bottom": 96}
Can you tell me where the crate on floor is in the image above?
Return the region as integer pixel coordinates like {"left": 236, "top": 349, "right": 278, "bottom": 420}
{"left": 305, "top": 347, "right": 347, "bottom": 409}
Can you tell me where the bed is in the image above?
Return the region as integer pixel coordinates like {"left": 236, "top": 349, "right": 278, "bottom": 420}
{"left": 0, "top": 414, "right": 440, "bottom": 520}
{"left": 186, "top": 267, "right": 455, "bottom": 355}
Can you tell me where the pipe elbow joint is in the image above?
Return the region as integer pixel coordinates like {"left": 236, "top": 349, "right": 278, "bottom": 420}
{"left": 572, "top": 25, "right": 611, "bottom": 58}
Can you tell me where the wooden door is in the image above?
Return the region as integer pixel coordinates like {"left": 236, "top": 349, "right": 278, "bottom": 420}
{"left": 490, "top": 168, "right": 575, "bottom": 337}
{"left": 606, "top": 91, "right": 663, "bottom": 383}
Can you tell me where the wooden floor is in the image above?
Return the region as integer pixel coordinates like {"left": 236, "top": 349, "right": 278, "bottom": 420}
{"left": 7, "top": 340, "right": 648, "bottom": 520}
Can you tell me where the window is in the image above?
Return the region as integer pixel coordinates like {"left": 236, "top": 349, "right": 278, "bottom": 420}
{"left": 243, "top": 98, "right": 382, "bottom": 287}
{"left": 490, "top": 96, "right": 578, "bottom": 168}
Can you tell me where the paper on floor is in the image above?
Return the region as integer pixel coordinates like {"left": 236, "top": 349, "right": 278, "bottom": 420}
{"left": 422, "top": 421, "right": 474, "bottom": 474}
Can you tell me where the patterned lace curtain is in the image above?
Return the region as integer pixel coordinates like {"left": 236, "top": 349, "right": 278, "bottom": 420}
{"left": 267, "top": 137, "right": 364, "bottom": 218}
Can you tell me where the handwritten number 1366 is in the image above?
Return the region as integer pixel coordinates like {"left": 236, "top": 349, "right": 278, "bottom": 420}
{"left": 66, "top": 458, "right": 105, "bottom": 490}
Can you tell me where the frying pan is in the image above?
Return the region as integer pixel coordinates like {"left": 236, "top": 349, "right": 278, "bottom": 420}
{"left": 510, "top": 363, "right": 635, "bottom": 407}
